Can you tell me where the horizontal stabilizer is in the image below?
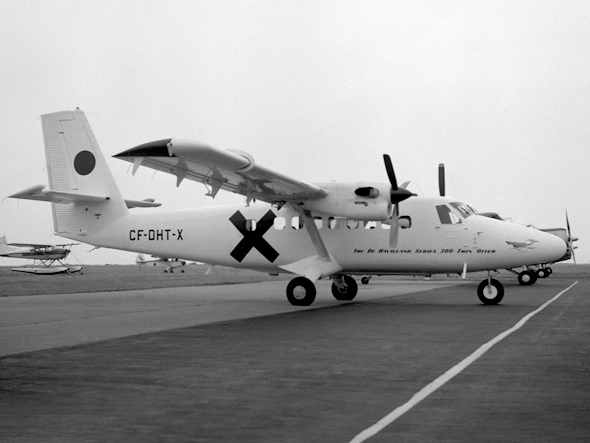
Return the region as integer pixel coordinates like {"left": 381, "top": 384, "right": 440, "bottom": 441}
{"left": 9, "top": 185, "right": 160, "bottom": 208}
{"left": 124, "top": 198, "right": 162, "bottom": 208}
{"left": 9, "top": 185, "right": 108, "bottom": 204}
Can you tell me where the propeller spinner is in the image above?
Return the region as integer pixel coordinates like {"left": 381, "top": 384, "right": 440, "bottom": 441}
{"left": 383, "top": 154, "right": 413, "bottom": 248}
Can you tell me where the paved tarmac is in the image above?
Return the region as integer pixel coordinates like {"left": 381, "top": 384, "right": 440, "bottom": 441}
{"left": 1, "top": 277, "right": 588, "bottom": 442}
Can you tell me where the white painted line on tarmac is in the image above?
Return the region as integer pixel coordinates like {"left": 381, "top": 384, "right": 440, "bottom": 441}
{"left": 349, "top": 281, "right": 579, "bottom": 443}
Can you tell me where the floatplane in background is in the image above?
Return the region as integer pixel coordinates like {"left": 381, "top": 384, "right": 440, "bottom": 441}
{"left": 8, "top": 109, "right": 572, "bottom": 305}
{"left": 135, "top": 253, "right": 187, "bottom": 273}
{"left": 0, "top": 235, "right": 82, "bottom": 274}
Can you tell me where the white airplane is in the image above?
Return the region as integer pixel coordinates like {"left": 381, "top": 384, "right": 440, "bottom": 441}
{"left": 9, "top": 109, "right": 567, "bottom": 305}
{"left": 135, "top": 253, "right": 187, "bottom": 273}
{"left": 0, "top": 235, "right": 82, "bottom": 274}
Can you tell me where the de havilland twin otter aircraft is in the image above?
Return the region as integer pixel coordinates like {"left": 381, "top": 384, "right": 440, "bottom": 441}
{"left": 9, "top": 109, "right": 568, "bottom": 305}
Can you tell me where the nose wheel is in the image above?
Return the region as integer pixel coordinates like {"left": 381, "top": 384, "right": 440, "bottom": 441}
{"left": 477, "top": 278, "right": 504, "bottom": 305}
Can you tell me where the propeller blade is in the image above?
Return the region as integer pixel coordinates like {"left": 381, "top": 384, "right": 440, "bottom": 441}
{"left": 438, "top": 163, "right": 445, "bottom": 197}
{"left": 383, "top": 154, "right": 398, "bottom": 190}
{"left": 565, "top": 210, "right": 577, "bottom": 264}
{"left": 389, "top": 204, "right": 400, "bottom": 248}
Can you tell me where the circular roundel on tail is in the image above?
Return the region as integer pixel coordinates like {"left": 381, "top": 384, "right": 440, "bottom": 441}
{"left": 74, "top": 151, "right": 96, "bottom": 175}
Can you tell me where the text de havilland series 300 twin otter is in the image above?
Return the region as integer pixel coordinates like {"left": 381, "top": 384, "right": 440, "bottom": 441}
{"left": 9, "top": 110, "right": 569, "bottom": 305}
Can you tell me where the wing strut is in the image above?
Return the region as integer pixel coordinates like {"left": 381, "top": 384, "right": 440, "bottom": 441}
{"left": 278, "top": 207, "right": 343, "bottom": 282}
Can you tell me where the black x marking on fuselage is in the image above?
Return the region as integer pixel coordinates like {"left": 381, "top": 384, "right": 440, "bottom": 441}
{"left": 229, "top": 210, "right": 279, "bottom": 263}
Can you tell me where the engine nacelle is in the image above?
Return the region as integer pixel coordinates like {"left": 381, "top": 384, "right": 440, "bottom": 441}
{"left": 301, "top": 183, "right": 392, "bottom": 221}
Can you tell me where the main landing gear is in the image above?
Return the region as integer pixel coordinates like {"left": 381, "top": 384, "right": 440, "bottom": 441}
{"left": 286, "top": 274, "right": 359, "bottom": 306}
{"left": 286, "top": 272, "right": 512, "bottom": 306}
{"left": 508, "top": 266, "right": 552, "bottom": 286}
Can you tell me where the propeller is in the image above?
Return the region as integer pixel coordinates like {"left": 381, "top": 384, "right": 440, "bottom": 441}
{"left": 565, "top": 210, "right": 578, "bottom": 264}
{"left": 438, "top": 163, "right": 445, "bottom": 197}
{"left": 383, "top": 154, "right": 413, "bottom": 247}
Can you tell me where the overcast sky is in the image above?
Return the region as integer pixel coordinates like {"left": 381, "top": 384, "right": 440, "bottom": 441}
{"left": 1, "top": 0, "right": 588, "bottom": 266}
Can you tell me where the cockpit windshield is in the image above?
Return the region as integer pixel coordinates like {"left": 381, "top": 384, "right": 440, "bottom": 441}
{"left": 450, "top": 202, "right": 478, "bottom": 218}
{"left": 436, "top": 202, "right": 479, "bottom": 225}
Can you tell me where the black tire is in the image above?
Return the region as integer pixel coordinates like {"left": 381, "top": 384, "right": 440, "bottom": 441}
{"left": 331, "top": 275, "right": 358, "bottom": 301}
{"left": 361, "top": 276, "right": 370, "bottom": 285}
{"left": 477, "top": 278, "right": 504, "bottom": 305}
{"left": 286, "top": 277, "right": 316, "bottom": 306}
{"left": 536, "top": 269, "right": 549, "bottom": 279}
{"left": 517, "top": 270, "right": 537, "bottom": 286}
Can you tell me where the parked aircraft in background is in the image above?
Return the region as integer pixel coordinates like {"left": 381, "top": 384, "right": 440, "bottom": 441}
{"left": 135, "top": 253, "right": 187, "bottom": 273}
{"left": 9, "top": 110, "right": 567, "bottom": 304}
{"left": 0, "top": 235, "right": 82, "bottom": 274}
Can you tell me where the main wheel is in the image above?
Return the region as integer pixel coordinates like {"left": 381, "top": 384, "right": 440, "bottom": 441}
{"left": 477, "top": 278, "right": 504, "bottom": 305}
{"left": 536, "top": 268, "right": 549, "bottom": 279}
{"left": 286, "top": 277, "right": 316, "bottom": 306}
{"left": 331, "top": 275, "right": 358, "bottom": 301}
{"left": 517, "top": 270, "right": 537, "bottom": 285}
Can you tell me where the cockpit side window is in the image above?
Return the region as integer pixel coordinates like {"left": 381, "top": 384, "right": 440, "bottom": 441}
{"left": 436, "top": 205, "right": 462, "bottom": 225}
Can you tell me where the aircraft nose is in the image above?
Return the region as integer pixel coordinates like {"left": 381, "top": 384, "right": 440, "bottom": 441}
{"left": 538, "top": 229, "right": 568, "bottom": 263}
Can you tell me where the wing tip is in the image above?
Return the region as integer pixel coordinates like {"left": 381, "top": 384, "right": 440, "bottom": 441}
{"left": 114, "top": 138, "right": 173, "bottom": 158}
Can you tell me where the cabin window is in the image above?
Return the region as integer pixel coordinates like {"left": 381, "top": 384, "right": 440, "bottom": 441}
{"left": 364, "top": 221, "right": 377, "bottom": 229}
{"left": 328, "top": 217, "right": 341, "bottom": 229}
{"left": 347, "top": 220, "right": 360, "bottom": 229}
{"left": 400, "top": 216, "right": 412, "bottom": 229}
{"left": 381, "top": 217, "right": 412, "bottom": 230}
{"left": 314, "top": 217, "right": 323, "bottom": 229}
{"left": 291, "top": 216, "right": 304, "bottom": 230}
{"left": 245, "top": 219, "right": 257, "bottom": 231}
{"left": 273, "top": 217, "right": 286, "bottom": 230}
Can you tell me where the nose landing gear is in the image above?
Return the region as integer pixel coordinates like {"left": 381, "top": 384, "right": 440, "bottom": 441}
{"left": 477, "top": 273, "right": 505, "bottom": 305}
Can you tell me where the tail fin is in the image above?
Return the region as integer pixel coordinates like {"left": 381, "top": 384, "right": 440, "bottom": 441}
{"left": 0, "top": 235, "right": 11, "bottom": 255}
{"left": 40, "top": 110, "right": 128, "bottom": 236}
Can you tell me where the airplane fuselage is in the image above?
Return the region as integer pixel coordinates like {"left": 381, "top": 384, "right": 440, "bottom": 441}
{"left": 59, "top": 196, "right": 566, "bottom": 276}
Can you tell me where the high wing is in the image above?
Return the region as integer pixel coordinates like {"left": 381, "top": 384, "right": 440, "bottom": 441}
{"left": 7, "top": 242, "right": 57, "bottom": 250}
{"left": 114, "top": 139, "right": 328, "bottom": 204}
{"left": 7, "top": 242, "right": 79, "bottom": 250}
